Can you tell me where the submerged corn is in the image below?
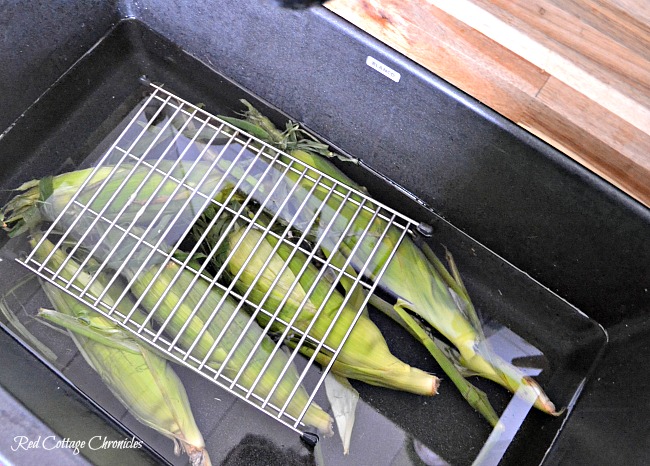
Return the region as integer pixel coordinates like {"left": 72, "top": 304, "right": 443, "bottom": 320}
{"left": 126, "top": 261, "right": 334, "bottom": 434}
{"left": 211, "top": 223, "right": 439, "bottom": 396}
{"left": 31, "top": 239, "right": 211, "bottom": 466}
{"left": 31, "top": 234, "right": 333, "bottom": 435}
{"left": 219, "top": 103, "right": 559, "bottom": 416}
{"left": 3, "top": 162, "right": 332, "bottom": 435}
{"left": 1, "top": 160, "right": 227, "bottom": 253}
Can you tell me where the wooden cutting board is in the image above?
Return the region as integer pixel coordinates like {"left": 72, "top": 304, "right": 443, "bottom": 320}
{"left": 326, "top": 0, "right": 650, "bottom": 208}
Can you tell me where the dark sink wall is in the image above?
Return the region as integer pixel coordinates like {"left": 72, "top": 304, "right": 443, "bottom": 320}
{"left": 0, "top": 0, "right": 123, "bottom": 132}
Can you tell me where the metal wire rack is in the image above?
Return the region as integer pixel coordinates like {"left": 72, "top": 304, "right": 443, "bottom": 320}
{"left": 18, "top": 83, "right": 421, "bottom": 436}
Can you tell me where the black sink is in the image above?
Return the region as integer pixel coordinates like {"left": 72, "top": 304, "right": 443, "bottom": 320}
{"left": 0, "top": 2, "right": 648, "bottom": 465}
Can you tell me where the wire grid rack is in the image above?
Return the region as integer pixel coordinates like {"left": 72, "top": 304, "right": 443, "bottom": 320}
{"left": 18, "top": 83, "right": 421, "bottom": 435}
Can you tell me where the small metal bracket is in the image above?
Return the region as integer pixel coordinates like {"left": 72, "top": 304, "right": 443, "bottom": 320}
{"left": 300, "top": 431, "right": 320, "bottom": 449}
{"left": 138, "top": 75, "right": 152, "bottom": 86}
{"left": 416, "top": 222, "right": 434, "bottom": 237}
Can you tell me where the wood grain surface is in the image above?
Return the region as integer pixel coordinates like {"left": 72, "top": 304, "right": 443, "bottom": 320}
{"left": 326, "top": 0, "right": 650, "bottom": 207}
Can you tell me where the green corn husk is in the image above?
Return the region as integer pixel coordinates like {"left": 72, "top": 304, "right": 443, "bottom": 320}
{"left": 287, "top": 154, "right": 558, "bottom": 415}
{"left": 2, "top": 156, "right": 334, "bottom": 434}
{"left": 29, "top": 243, "right": 210, "bottom": 465}
{"left": 220, "top": 104, "right": 559, "bottom": 416}
{"left": 1, "top": 160, "right": 228, "bottom": 250}
{"left": 2, "top": 167, "right": 114, "bottom": 237}
{"left": 127, "top": 261, "right": 334, "bottom": 435}
{"left": 212, "top": 222, "right": 440, "bottom": 396}
{"left": 31, "top": 234, "right": 333, "bottom": 436}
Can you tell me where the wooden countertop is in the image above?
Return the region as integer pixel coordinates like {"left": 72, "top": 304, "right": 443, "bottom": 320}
{"left": 326, "top": 0, "right": 650, "bottom": 208}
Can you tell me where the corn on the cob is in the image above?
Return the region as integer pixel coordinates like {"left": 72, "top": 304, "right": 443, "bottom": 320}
{"left": 2, "top": 156, "right": 335, "bottom": 434}
{"left": 219, "top": 103, "right": 559, "bottom": 416}
{"left": 1, "top": 160, "right": 228, "bottom": 249}
{"left": 127, "top": 261, "right": 334, "bottom": 434}
{"left": 30, "top": 239, "right": 211, "bottom": 466}
{"left": 213, "top": 222, "right": 440, "bottom": 396}
{"left": 31, "top": 233, "right": 333, "bottom": 435}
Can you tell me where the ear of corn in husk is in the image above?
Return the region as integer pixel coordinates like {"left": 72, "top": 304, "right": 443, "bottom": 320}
{"left": 206, "top": 221, "right": 439, "bottom": 396}
{"left": 219, "top": 103, "right": 559, "bottom": 416}
{"left": 4, "top": 159, "right": 334, "bottom": 434}
{"left": 30, "top": 239, "right": 211, "bottom": 466}
{"left": 29, "top": 228, "right": 333, "bottom": 436}
{"left": 126, "top": 260, "right": 334, "bottom": 435}
{"left": 1, "top": 160, "right": 228, "bottom": 255}
{"left": 276, "top": 149, "right": 556, "bottom": 415}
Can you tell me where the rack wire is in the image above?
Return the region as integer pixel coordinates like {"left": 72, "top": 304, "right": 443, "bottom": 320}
{"left": 18, "top": 83, "right": 422, "bottom": 435}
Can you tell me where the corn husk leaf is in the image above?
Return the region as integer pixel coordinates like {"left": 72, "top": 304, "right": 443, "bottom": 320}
{"left": 38, "top": 282, "right": 211, "bottom": 466}
{"left": 217, "top": 101, "right": 560, "bottom": 416}
{"left": 0, "top": 280, "right": 58, "bottom": 361}
{"left": 221, "top": 223, "right": 439, "bottom": 396}
{"left": 218, "top": 100, "right": 358, "bottom": 164}
{"left": 324, "top": 373, "right": 359, "bottom": 455}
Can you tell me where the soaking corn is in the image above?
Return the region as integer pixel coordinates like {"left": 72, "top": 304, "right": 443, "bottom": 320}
{"left": 31, "top": 238, "right": 211, "bottom": 466}
{"left": 214, "top": 222, "right": 440, "bottom": 396}
{"left": 218, "top": 102, "right": 559, "bottom": 416}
